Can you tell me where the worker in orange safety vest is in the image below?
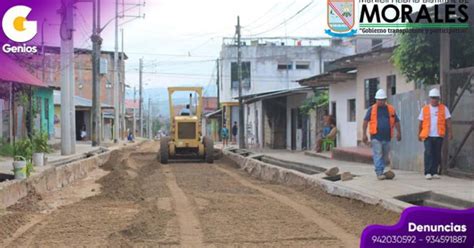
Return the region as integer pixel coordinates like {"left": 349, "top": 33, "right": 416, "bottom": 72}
{"left": 418, "top": 88, "right": 453, "bottom": 180}
{"left": 363, "top": 89, "right": 402, "bottom": 180}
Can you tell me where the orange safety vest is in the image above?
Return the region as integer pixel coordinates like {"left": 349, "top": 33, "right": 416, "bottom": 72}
{"left": 369, "top": 103, "right": 396, "bottom": 137}
{"left": 419, "top": 104, "right": 446, "bottom": 141}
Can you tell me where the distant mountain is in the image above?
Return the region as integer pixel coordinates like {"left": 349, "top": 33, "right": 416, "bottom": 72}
{"left": 125, "top": 84, "right": 217, "bottom": 118}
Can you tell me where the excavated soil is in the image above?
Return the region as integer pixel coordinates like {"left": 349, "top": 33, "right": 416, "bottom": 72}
{"left": 0, "top": 141, "right": 399, "bottom": 247}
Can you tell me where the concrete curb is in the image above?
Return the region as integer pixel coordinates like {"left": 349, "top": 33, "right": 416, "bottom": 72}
{"left": 0, "top": 141, "right": 146, "bottom": 209}
{"left": 223, "top": 150, "right": 408, "bottom": 213}
{"left": 47, "top": 147, "right": 106, "bottom": 167}
{"left": 304, "top": 151, "right": 331, "bottom": 160}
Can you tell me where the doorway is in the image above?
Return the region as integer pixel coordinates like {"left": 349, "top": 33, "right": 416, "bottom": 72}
{"left": 291, "top": 108, "right": 297, "bottom": 150}
{"left": 331, "top": 101, "right": 337, "bottom": 122}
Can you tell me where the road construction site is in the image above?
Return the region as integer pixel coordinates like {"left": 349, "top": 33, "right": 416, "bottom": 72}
{"left": 0, "top": 141, "right": 399, "bottom": 247}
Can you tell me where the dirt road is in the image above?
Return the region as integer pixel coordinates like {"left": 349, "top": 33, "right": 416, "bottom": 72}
{"left": 0, "top": 142, "right": 398, "bottom": 247}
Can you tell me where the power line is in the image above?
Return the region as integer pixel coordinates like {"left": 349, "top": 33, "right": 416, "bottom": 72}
{"left": 187, "top": 37, "right": 217, "bottom": 54}
{"left": 243, "top": 1, "right": 283, "bottom": 29}
{"left": 243, "top": 0, "right": 297, "bottom": 31}
{"left": 129, "top": 71, "right": 319, "bottom": 83}
{"left": 287, "top": 12, "right": 322, "bottom": 34}
{"left": 247, "top": 1, "right": 314, "bottom": 37}
{"left": 203, "top": 65, "right": 217, "bottom": 96}
{"left": 75, "top": 8, "right": 93, "bottom": 44}
{"left": 123, "top": 51, "right": 217, "bottom": 58}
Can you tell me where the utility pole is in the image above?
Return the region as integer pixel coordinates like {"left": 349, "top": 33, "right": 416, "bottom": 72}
{"left": 41, "top": 19, "right": 46, "bottom": 84}
{"left": 121, "top": 28, "right": 126, "bottom": 141}
{"left": 216, "top": 59, "right": 220, "bottom": 109}
{"left": 133, "top": 86, "right": 136, "bottom": 137}
{"left": 139, "top": 58, "right": 143, "bottom": 137}
{"left": 236, "top": 16, "right": 245, "bottom": 149}
{"left": 148, "top": 98, "right": 151, "bottom": 139}
{"left": 91, "top": 0, "right": 102, "bottom": 147}
{"left": 440, "top": 33, "right": 450, "bottom": 172}
{"left": 60, "top": 0, "right": 76, "bottom": 155}
{"left": 113, "top": 0, "right": 120, "bottom": 143}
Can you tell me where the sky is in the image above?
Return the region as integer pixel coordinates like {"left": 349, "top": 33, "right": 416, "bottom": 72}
{"left": 80, "top": 0, "right": 329, "bottom": 96}
{"left": 11, "top": 0, "right": 438, "bottom": 98}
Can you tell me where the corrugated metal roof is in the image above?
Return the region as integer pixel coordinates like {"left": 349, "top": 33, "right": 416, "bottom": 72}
{"left": 234, "top": 87, "right": 312, "bottom": 104}
{"left": 204, "top": 109, "right": 222, "bottom": 118}
{"left": 0, "top": 54, "right": 45, "bottom": 87}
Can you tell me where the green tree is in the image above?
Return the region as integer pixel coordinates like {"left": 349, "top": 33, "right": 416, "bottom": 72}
{"left": 392, "top": 29, "right": 474, "bottom": 85}
{"left": 299, "top": 90, "right": 329, "bottom": 115}
{"left": 152, "top": 118, "right": 162, "bottom": 135}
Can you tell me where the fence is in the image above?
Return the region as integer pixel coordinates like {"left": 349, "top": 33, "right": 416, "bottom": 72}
{"left": 390, "top": 75, "right": 474, "bottom": 177}
{"left": 390, "top": 89, "right": 430, "bottom": 172}
{"left": 446, "top": 68, "right": 474, "bottom": 177}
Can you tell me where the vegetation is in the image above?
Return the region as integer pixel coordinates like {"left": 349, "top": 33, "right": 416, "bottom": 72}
{"left": 13, "top": 138, "right": 33, "bottom": 161}
{"left": 13, "top": 138, "right": 35, "bottom": 176}
{"left": 152, "top": 119, "right": 163, "bottom": 136}
{"left": 299, "top": 90, "right": 329, "bottom": 115}
{"left": 0, "top": 143, "right": 14, "bottom": 157}
{"left": 32, "top": 132, "right": 52, "bottom": 153}
{"left": 15, "top": 89, "right": 40, "bottom": 138}
{"left": 0, "top": 138, "right": 13, "bottom": 157}
{"left": 392, "top": 29, "right": 474, "bottom": 85}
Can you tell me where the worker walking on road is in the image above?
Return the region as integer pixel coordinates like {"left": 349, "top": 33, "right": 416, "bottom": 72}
{"left": 363, "top": 89, "right": 402, "bottom": 180}
{"left": 221, "top": 124, "right": 229, "bottom": 148}
{"left": 232, "top": 122, "right": 238, "bottom": 144}
{"left": 418, "top": 88, "right": 453, "bottom": 180}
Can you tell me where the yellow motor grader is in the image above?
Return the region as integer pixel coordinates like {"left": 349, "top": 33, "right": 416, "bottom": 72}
{"left": 159, "top": 87, "right": 214, "bottom": 164}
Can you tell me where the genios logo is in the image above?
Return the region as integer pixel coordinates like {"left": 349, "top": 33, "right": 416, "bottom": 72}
{"left": 1, "top": 5, "right": 38, "bottom": 54}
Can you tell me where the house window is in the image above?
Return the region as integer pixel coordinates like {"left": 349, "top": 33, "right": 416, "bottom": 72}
{"left": 387, "top": 75, "right": 396, "bottom": 95}
{"left": 106, "top": 78, "right": 113, "bottom": 88}
{"left": 277, "top": 63, "right": 292, "bottom": 70}
{"left": 372, "top": 39, "right": 383, "bottom": 50}
{"left": 295, "top": 62, "right": 310, "bottom": 70}
{"left": 347, "top": 99, "right": 356, "bottom": 122}
{"left": 231, "top": 61, "right": 251, "bottom": 89}
{"left": 364, "top": 78, "right": 380, "bottom": 108}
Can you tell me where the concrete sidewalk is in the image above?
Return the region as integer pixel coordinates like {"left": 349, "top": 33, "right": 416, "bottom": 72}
{"left": 0, "top": 140, "right": 143, "bottom": 177}
{"left": 0, "top": 139, "right": 146, "bottom": 208}
{"left": 246, "top": 149, "right": 474, "bottom": 211}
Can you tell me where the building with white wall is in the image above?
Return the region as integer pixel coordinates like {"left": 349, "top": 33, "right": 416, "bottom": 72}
{"left": 218, "top": 37, "right": 356, "bottom": 150}
{"left": 298, "top": 46, "right": 416, "bottom": 148}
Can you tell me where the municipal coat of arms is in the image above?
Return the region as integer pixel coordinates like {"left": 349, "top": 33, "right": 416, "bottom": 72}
{"left": 325, "top": 0, "right": 356, "bottom": 37}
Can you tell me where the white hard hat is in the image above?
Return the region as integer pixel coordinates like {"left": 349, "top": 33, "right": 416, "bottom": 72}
{"left": 375, "top": 89, "right": 387, "bottom": 99}
{"left": 429, "top": 88, "right": 441, "bottom": 97}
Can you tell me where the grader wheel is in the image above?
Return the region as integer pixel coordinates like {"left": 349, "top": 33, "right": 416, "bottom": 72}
{"left": 204, "top": 137, "right": 214, "bottom": 164}
{"left": 160, "top": 137, "right": 170, "bottom": 164}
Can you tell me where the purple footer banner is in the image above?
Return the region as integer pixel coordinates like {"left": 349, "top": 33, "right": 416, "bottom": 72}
{"left": 361, "top": 207, "right": 474, "bottom": 248}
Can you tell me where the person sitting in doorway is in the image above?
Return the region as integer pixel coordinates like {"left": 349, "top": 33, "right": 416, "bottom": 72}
{"left": 80, "top": 125, "right": 87, "bottom": 141}
{"left": 180, "top": 104, "right": 192, "bottom": 116}
{"left": 315, "top": 115, "right": 337, "bottom": 152}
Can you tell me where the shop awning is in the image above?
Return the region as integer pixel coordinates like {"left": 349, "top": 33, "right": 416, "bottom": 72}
{"left": 0, "top": 54, "right": 45, "bottom": 87}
